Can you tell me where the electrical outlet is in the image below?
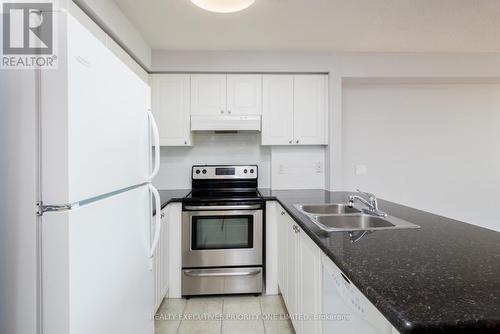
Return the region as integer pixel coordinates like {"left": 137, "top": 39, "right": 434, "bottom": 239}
{"left": 315, "top": 161, "right": 323, "bottom": 173}
{"left": 279, "top": 164, "right": 286, "bottom": 174}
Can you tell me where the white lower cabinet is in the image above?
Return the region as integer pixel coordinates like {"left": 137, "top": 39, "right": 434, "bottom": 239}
{"left": 285, "top": 211, "right": 299, "bottom": 327}
{"left": 277, "top": 208, "right": 288, "bottom": 296}
{"left": 153, "top": 206, "right": 170, "bottom": 312}
{"left": 276, "top": 204, "right": 322, "bottom": 334}
{"left": 166, "top": 202, "right": 183, "bottom": 298}
{"left": 153, "top": 201, "right": 185, "bottom": 308}
{"left": 298, "top": 229, "right": 322, "bottom": 334}
{"left": 275, "top": 202, "right": 398, "bottom": 334}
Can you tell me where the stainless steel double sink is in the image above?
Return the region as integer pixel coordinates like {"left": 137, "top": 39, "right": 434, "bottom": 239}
{"left": 294, "top": 203, "right": 420, "bottom": 232}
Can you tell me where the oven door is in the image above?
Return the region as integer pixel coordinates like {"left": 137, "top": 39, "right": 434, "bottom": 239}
{"left": 182, "top": 205, "right": 263, "bottom": 268}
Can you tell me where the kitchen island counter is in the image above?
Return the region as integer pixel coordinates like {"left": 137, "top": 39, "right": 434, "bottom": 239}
{"left": 259, "top": 189, "right": 500, "bottom": 334}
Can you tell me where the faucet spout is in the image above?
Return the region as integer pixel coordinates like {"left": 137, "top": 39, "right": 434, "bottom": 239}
{"left": 349, "top": 189, "right": 387, "bottom": 217}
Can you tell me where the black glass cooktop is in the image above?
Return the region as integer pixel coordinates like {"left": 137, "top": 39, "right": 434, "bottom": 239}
{"left": 184, "top": 189, "right": 262, "bottom": 203}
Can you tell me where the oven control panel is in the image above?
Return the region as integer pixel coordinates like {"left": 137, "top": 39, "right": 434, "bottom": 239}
{"left": 192, "top": 165, "right": 258, "bottom": 179}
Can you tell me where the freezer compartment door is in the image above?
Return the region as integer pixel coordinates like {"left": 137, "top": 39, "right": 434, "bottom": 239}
{"left": 41, "top": 185, "right": 154, "bottom": 334}
{"left": 41, "top": 13, "right": 151, "bottom": 204}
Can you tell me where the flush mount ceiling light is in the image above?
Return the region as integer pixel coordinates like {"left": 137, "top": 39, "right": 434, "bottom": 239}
{"left": 190, "top": 0, "right": 256, "bottom": 13}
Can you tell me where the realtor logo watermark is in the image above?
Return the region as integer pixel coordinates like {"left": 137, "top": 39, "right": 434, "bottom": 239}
{"left": 1, "top": 1, "right": 57, "bottom": 69}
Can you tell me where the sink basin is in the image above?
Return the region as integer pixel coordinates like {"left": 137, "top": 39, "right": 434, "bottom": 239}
{"left": 295, "top": 203, "right": 361, "bottom": 215}
{"left": 294, "top": 202, "right": 420, "bottom": 232}
{"left": 315, "top": 215, "right": 394, "bottom": 230}
{"left": 313, "top": 214, "right": 420, "bottom": 232}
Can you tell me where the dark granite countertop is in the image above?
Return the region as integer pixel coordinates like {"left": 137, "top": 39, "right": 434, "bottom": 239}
{"left": 259, "top": 189, "right": 500, "bottom": 334}
{"left": 159, "top": 189, "right": 190, "bottom": 209}
{"left": 153, "top": 189, "right": 190, "bottom": 215}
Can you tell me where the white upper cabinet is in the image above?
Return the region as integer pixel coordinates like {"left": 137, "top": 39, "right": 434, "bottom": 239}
{"left": 190, "top": 74, "right": 227, "bottom": 116}
{"left": 151, "top": 73, "right": 327, "bottom": 146}
{"left": 151, "top": 74, "right": 192, "bottom": 146}
{"left": 191, "top": 74, "right": 262, "bottom": 116}
{"left": 226, "top": 74, "right": 262, "bottom": 115}
{"left": 261, "top": 74, "right": 328, "bottom": 146}
{"left": 262, "top": 75, "right": 294, "bottom": 145}
{"left": 294, "top": 75, "right": 328, "bottom": 145}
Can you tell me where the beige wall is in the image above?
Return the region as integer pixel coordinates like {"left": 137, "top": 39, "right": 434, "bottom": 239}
{"left": 342, "top": 82, "right": 500, "bottom": 231}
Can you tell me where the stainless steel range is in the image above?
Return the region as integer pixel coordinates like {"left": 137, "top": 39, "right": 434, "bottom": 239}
{"left": 182, "top": 165, "right": 263, "bottom": 296}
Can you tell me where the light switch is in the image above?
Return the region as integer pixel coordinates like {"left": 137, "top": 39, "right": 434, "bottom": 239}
{"left": 355, "top": 164, "right": 367, "bottom": 176}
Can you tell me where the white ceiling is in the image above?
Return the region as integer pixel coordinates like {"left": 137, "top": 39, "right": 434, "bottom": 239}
{"left": 114, "top": 0, "right": 500, "bottom": 52}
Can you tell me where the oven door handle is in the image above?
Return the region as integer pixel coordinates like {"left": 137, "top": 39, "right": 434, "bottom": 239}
{"left": 183, "top": 204, "right": 261, "bottom": 211}
{"left": 184, "top": 268, "right": 261, "bottom": 277}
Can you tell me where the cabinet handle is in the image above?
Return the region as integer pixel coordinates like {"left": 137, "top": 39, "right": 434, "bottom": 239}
{"left": 295, "top": 140, "right": 299, "bottom": 144}
{"left": 220, "top": 110, "right": 224, "bottom": 114}
{"left": 228, "top": 110, "right": 232, "bottom": 114}
{"left": 281, "top": 211, "right": 285, "bottom": 215}
{"left": 160, "top": 213, "right": 165, "bottom": 218}
{"left": 184, "top": 268, "right": 261, "bottom": 277}
{"left": 289, "top": 140, "right": 292, "bottom": 144}
{"left": 184, "top": 141, "right": 188, "bottom": 145}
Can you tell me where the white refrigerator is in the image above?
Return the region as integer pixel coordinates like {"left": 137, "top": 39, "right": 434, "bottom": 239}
{"left": 2, "top": 11, "right": 161, "bottom": 334}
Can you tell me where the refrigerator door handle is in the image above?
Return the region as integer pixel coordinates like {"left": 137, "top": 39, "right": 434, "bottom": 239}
{"left": 147, "top": 109, "right": 160, "bottom": 181}
{"left": 148, "top": 184, "right": 162, "bottom": 258}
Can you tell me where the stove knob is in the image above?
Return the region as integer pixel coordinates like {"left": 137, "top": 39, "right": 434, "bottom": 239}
{"left": 202, "top": 169, "right": 207, "bottom": 174}
{"left": 250, "top": 169, "right": 254, "bottom": 174}
{"left": 244, "top": 169, "right": 248, "bottom": 174}
{"left": 195, "top": 169, "right": 201, "bottom": 174}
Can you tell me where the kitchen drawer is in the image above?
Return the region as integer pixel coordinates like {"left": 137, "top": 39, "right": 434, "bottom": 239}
{"left": 182, "top": 267, "right": 262, "bottom": 296}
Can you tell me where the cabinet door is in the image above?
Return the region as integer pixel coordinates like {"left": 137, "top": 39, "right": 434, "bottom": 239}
{"left": 190, "top": 74, "right": 226, "bottom": 116}
{"left": 262, "top": 75, "right": 294, "bottom": 145}
{"left": 286, "top": 219, "right": 299, "bottom": 329}
{"left": 298, "top": 228, "right": 322, "bottom": 334}
{"left": 277, "top": 207, "right": 288, "bottom": 296}
{"left": 153, "top": 207, "right": 170, "bottom": 313}
{"left": 227, "top": 74, "right": 262, "bottom": 115}
{"left": 151, "top": 74, "right": 192, "bottom": 146}
{"left": 293, "top": 75, "right": 328, "bottom": 145}
{"left": 160, "top": 208, "right": 169, "bottom": 301}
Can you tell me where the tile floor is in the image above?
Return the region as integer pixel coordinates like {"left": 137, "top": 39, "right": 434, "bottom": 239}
{"left": 155, "top": 295, "right": 295, "bottom": 334}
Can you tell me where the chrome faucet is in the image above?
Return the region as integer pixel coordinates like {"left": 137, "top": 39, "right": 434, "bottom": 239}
{"left": 348, "top": 189, "right": 387, "bottom": 217}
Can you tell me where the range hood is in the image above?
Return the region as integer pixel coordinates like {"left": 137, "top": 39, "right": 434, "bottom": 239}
{"left": 191, "top": 115, "right": 261, "bottom": 131}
